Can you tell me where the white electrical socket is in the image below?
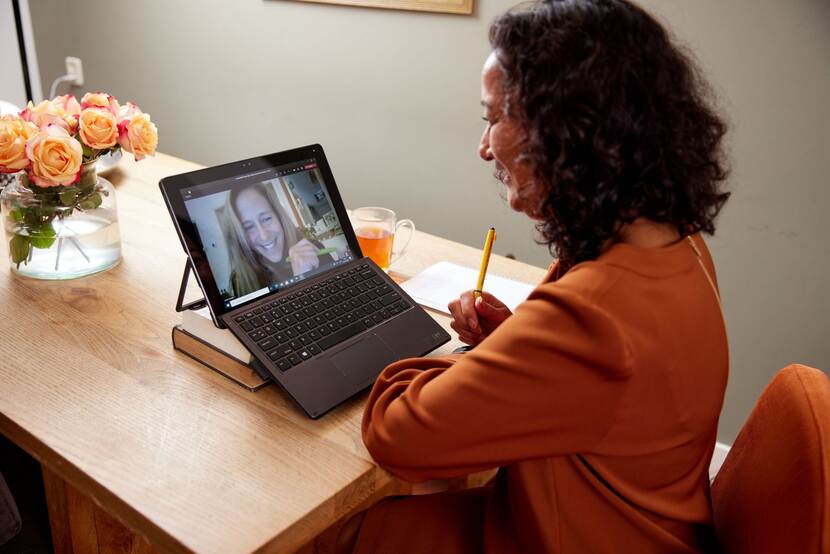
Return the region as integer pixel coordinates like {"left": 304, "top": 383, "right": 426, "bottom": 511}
{"left": 65, "top": 56, "right": 84, "bottom": 87}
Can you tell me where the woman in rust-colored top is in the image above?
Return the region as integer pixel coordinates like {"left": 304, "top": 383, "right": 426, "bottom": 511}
{"left": 349, "top": 1, "right": 731, "bottom": 552}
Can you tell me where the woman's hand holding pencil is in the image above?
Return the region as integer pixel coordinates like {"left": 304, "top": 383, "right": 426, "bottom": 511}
{"left": 448, "top": 227, "right": 512, "bottom": 346}
{"left": 286, "top": 239, "right": 327, "bottom": 275}
{"left": 448, "top": 290, "right": 513, "bottom": 346}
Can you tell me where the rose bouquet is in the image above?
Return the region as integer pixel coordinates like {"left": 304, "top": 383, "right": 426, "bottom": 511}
{"left": 0, "top": 93, "right": 157, "bottom": 270}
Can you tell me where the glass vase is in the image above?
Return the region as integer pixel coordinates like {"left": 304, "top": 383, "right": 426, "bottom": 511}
{"left": 1, "top": 163, "right": 121, "bottom": 279}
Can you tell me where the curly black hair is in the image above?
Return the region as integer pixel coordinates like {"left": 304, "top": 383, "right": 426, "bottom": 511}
{"left": 489, "top": 0, "right": 730, "bottom": 269}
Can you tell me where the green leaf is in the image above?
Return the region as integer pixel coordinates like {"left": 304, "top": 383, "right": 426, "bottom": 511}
{"left": 79, "top": 192, "right": 102, "bottom": 210}
{"left": 9, "top": 234, "right": 31, "bottom": 267}
{"left": 30, "top": 224, "right": 56, "bottom": 249}
{"left": 8, "top": 208, "right": 24, "bottom": 223}
{"left": 60, "top": 188, "right": 77, "bottom": 206}
{"left": 82, "top": 143, "right": 97, "bottom": 159}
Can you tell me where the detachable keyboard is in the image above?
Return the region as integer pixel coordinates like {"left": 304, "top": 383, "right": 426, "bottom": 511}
{"left": 231, "top": 262, "right": 410, "bottom": 372}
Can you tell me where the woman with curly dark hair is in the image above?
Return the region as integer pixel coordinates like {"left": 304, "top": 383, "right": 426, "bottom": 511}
{"left": 344, "top": 1, "right": 731, "bottom": 552}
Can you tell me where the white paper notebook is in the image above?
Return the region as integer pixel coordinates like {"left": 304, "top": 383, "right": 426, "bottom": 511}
{"left": 400, "top": 261, "right": 536, "bottom": 315}
{"left": 181, "top": 307, "right": 252, "bottom": 363}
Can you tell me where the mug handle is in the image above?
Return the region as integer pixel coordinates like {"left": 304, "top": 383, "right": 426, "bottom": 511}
{"left": 390, "top": 219, "right": 415, "bottom": 266}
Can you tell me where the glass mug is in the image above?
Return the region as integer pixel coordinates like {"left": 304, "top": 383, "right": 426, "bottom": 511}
{"left": 352, "top": 207, "right": 415, "bottom": 271}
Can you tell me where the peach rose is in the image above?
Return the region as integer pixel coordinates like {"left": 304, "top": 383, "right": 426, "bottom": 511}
{"left": 25, "top": 124, "right": 83, "bottom": 187}
{"left": 20, "top": 100, "right": 78, "bottom": 133}
{"left": 118, "top": 112, "right": 157, "bottom": 161}
{"left": 0, "top": 116, "right": 37, "bottom": 172}
{"left": 79, "top": 108, "right": 118, "bottom": 150}
{"left": 52, "top": 94, "right": 81, "bottom": 116}
{"left": 80, "top": 92, "right": 119, "bottom": 116}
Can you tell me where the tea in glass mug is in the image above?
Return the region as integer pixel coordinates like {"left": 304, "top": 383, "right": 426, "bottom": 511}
{"left": 352, "top": 207, "right": 414, "bottom": 271}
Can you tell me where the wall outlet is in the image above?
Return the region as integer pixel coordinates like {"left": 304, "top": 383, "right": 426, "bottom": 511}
{"left": 65, "top": 56, "right": 84, "bottom": 87}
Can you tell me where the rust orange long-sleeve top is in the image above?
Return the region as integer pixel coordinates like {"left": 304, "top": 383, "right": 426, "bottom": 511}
{"left": 358, "top": 235, "right": 728, "bottom": 553}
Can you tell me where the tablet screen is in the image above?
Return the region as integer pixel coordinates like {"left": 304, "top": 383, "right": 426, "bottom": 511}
{"left": 180, "top": 159, "right": 356, "bottom": 309}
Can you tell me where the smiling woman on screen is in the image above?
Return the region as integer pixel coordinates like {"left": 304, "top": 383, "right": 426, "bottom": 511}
{"left": 338, "top": 0, "right": 732, "bottom": 552}
{"left": 224, "top": 182, "right": 331, "bottom": 297}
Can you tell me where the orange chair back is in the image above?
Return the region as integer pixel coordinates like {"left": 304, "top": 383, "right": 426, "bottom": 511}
{"left": 711, "top": 364, "right": 830, "bottom": 553}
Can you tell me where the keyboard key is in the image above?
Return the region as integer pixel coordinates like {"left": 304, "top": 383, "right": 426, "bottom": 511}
{"left": 308, "top": 343, "right": 321, "bottom": 355}
{"left": 250, "top": 316, "right": 264, "bottom": 327}
{"left": 287, "top": 353, "right": 302, "bottom": 366}
{"left": 396, "top": 300, "right": 409, "bottom": 310}
{"left": 380, "top": 293, "right": 401, "bottom": 306}
{"left": 234, "top": 315, "right": 246, "bottom": 323}
{"left": 249, "top": 329, "right": 267, "bottom": 341}
{"left": 276, "top": 359, "right": 291, "bottom": 372}
{"left": 253, "top": 307, "right": 263, "bottom": 314}
{"left": 258, "top": 337, "right": 276, "bottom": 351}
{"left": 275, "top": 332, "right": 289, "bottom": 344}
{"left": 298, "top": 349, "right": 312, "bottom": 361}
{"left": 309, "top": 330, "right": 321, "bottom": 340}
{"left": 240, "top": 321, "right": 253, "bottom": 332}
{"left": 262, "top": 324, "right": 277, "bottom": 335}
{"left": 267, "top": 348, "right": 283, "bottom": 361}
{"left": 318, "top": 321, "right": 367, "bottom": 351}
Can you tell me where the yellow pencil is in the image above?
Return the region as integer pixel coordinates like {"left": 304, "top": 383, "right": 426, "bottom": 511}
{"left": 473, "top": 227, "right": 496, "bottom": 298}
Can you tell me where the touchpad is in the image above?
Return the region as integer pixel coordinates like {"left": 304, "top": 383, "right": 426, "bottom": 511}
{"left": 331, "top": 334, "right": 398, "bottom": 386}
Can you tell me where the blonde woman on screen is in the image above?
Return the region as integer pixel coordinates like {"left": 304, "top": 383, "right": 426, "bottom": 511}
{"left": 224, "top": 182, "right": 330, "bottom": 297}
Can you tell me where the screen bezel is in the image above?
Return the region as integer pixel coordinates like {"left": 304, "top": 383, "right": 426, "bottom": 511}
{"left": 159, "top": 144, "right": 362, "bottom": 326}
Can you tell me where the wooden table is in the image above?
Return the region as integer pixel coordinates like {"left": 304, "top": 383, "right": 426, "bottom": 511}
{"left": 0, "top": 153, "right": 547, "bottom": 553}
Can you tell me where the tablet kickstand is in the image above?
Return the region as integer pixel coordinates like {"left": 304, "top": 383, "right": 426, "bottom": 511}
{"left": 176, "top": 259, "right": 208, "bottom": 313}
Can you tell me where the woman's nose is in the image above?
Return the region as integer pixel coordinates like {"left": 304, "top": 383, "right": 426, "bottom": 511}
{"left": 257, "top": 224, "right": 269, "bottom": 241}
{"left": 479, "top": 128, "right": 493, "bottom": 161}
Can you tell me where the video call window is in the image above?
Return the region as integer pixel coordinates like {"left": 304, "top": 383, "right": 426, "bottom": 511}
{"left": 183, "top": 166, "right": 351, "bottom": 307}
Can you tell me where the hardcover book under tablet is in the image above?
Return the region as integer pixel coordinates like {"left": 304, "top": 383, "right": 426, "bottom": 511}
{"left": 160, "top": 144, "right": 450, "bottom": 418}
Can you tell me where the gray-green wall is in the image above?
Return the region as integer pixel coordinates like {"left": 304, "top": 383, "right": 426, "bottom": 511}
{"left": 28, "top": 0, "right": 830, "bottom": 442}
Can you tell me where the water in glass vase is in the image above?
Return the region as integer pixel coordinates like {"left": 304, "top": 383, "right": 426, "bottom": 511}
{"left": 7, "top": 212, "right": 121, "bottom": 279}
{"left": 2, "top": 168, "right": 122, "bottom": 280}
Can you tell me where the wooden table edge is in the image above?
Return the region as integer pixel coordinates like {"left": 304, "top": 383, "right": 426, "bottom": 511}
{"left": 0, "top": 413, "right": 191, "bottom": 553}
